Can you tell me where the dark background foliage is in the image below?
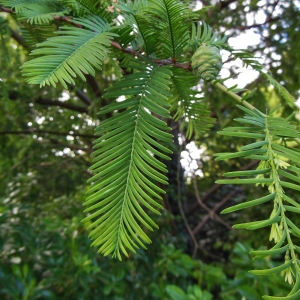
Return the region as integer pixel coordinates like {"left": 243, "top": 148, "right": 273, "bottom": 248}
{"left": 0, "top": 0, "right": 299, "bottom": 299}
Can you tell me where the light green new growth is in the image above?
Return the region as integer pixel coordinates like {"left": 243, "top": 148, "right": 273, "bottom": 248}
{"left": 216, "top": 105, "right": 300, "bottom": 299}
{"left": 82, "top": 61, "right": 173, "bottom": 259}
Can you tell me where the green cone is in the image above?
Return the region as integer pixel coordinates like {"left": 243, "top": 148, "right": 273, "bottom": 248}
{"left": 191, "top": 44, "right": 222, "bottom": 81}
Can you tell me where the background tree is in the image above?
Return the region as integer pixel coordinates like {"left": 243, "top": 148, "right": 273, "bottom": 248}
{"left": 0, "top": 0, "right": 299, "bottom": 299}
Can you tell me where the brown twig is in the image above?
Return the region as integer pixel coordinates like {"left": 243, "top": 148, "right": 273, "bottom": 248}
{"left": 192, "top": 191, "right": 235, "bottom": 236}
{"left": 53, "top": 15, "right": 83, "bottom": 28}
{"left": 35, "top": 98, "right": 88, "bottom": 113}
{"left": 8, "top": 91, "right": 89, "bottom": 113}
{"left": 10, "top": 28, "right": 28, "bottom": 49}
{"left": 110, "top": 41, "right": 192, "bottom": 70}
{"left": 3, "top": 5, "right": 193, "bottom": 71}
{"left": 192, "top": 176, "right": 232, "bottom": 232}
{"left": 187, "top": 160, "right": 259, "bottom": 216}
{"left": 152, "top": 59, "right": 192, "bottom": 71}
{"left": 218, "top": 0, "right": 237, "bottom": 10}
{"left": 68, "top": 85, "right": 92, "bottom": 106}
{"left": 85, "top": 74, "right": 102, "bottom": 98}
{"left": 0, "top": 6, "right": 14, "bottom": 13}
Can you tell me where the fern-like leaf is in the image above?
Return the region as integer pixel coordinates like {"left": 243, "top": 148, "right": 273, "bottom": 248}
{"left": 21, "top": 16, "right": 116, "bottom": 88}
{"left": 216, "top": 104, "right": 300, "bottom": 299}
{"left": 82, "top": 61, "right": 173, "bottom": 260}
{"left": 19, "top": 3, "right": 67, "bottom": 24}
{"left": 1, "top": 0, "right": 67, "bottom": 24}
{"left": 229, "top": 49, "right": 295, "bottom": 107}
{"left": 190, "top": 21, "right": 227, "bottom": 50}
{"left": 20, "top": 23, "right": 57, "bottom": 48}
{"left": 116, "top": 1, "right": 157, "bottom": 54}
{"left": 110, "top": 25, "right": 135, "bottom": 49}
{"left": 58, "top": 0, "right": 111, "bottom": 19}
{"left": 58, "top": 0, "right": 96, "bottom": 16}
{"left": 1, "top": 0, "right": 49, "bottom": 13}
{"left": 170, "top": 68, "right": 215, "bottom": 138}
{"left": 148, "top": 0, "right": 189, "bottom": 59}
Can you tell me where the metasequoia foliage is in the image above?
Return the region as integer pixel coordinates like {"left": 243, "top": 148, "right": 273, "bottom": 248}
{"left": 1, "top": 0, "right": 300, "bottom": 298}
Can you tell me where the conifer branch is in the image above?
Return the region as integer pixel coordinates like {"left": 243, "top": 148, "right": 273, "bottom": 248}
{"left": 0, "top": 6, "right": 14, "bottom": 13}
{"left": 35, "top": 98, "right": 88, "bottom": 113}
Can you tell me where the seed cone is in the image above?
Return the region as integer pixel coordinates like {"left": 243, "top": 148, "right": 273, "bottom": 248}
{"left": 191, "top": 45, "right": 222, "bottom": 81}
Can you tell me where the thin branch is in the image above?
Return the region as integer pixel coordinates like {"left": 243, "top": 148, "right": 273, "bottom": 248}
{"left": 192, "top": 176, "right": 232, "bottom": 232}
{"left": 188, "top": 183, "right": 221, "bottom": 215}
{"left": 1, "top": 7, "right": 28, "bottom": 49}
{"left": 111, "top": 40, "right": 192, "bottom": 70}
{"left": 218, "top": 0, "right": 237, "bottom": 10}
{"left": 3, "top": 5, "right": 193, "bottom": 71}
{"left": 44, "top": 138, "right": 89, "bottom": 151}
{"left": 75, "top": 89, "right": 92, "bottom": 106}
{"left": 0, "top": 130, "right": 94, "bottom": 138}
{"left": 0, "top": 6, "right": 14, "bottom": 13}
{"left": 53, "top": 15, "right": 83, "bottom": 28}
{"left": 237, "top": 1, "right": 280, "bottom": 31}
{"left": 10, "top": 28, "right": 28, "bottom": 49}
{"left": 152, "top": 58, "right": 192, "bottom": 71}
{"left": 8, "top": 91, "right": 89, "bottom": 113}
{"left": 192, "top": 191, "right": 235, "bottom": 236}
{"left": 38, "top": 138, "right": 92, "bottom": 155}
{"left": 85, "top": 74, "right": 102, "bottom": 98}
{"left": 68, "top": 85, "right": 92, "bottom": 106}
{"left": 35, "top": 98, "right": 88, "bottom": 113}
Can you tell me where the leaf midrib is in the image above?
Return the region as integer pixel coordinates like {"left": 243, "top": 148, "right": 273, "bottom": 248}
{"left": 29, "top": 28, "right": 107, "bottom": 86}
{"left": 113, "top": 68, "right": 155, "bottom": 258}
{"left": 163, "top": 0, "right": 176, "bottom": 59}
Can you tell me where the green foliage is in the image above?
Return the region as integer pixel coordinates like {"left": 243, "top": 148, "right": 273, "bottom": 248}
{"left": 228, "top": 49, "right": 296, "bottom": 107}
{"left": 116, "top": 1, "right": 157, "bottom": 54}
{"left": 221, "top": 242, "right": 293, "bottom": 300}
{"left": 20, "top": 23, "right": 56, "bottom": 49}
{"left": 58, "top": 0, "right": 104, "bottom": 17}
{"left": 170, "top": 68, "right": 215, "bottom": 138}
{"left": 166, "top": 284, "right": 213, "bottom": 300}
{"left": 1, "top": 0, "right": 67, "bottom": 24}
{"left": 190, "top": 21, "right": 227, "bottom": 50}
{"left": 1, "top": 0, "right": 300, "bottom": 299}
{"left": 148, "top": 0, "right": 190, "bottom": 59}
{"left": 83, "top": 61, "right": 173, "bottom": 259}
{"left": 216, "top": 105, "right": 300, "bottom": 299}
{"left": 0, "top": 15, "right": 9, "bottom": 63}
{"left": 21, "top": 16, "right": 116, "bottom": 87}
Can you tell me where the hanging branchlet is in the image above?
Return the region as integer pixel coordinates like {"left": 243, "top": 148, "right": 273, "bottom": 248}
{"left": 216, "top": 104, "right": 300, "bottom": 299}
